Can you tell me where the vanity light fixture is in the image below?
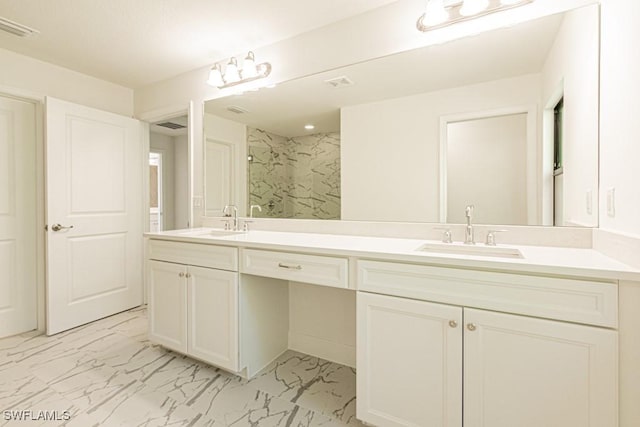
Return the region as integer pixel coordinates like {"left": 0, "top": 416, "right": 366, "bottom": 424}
{"left": 459, "top": 0, "right": 490, "bottom": 16}
{"left": 304, "top": 124, "right": 315, "bottom": 130}
{"left": 207, "top": 51, "right": 272, "bottom": 89}
{"left": 417, "top": 0, "right": 534, "bottom": 32}
{"left": 0, "top": 16, "right": 39, "bottom": 37}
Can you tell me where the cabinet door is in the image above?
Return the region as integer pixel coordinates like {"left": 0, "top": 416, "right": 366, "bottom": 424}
{"left": 464, "top": 308, "right": 617, "bottom": 427}
{"left": 187, "top": 266, "right": 239, "bottom": 372}
{"left": 148, "top": 260, "right": 187, "bottom": 353}
{"left": 357, "top": 292, "right": 463, "bottom": 427}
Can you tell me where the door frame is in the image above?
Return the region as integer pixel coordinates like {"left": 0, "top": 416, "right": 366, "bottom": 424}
{"left": 149, "top": 150, "right": 165, "bottom": 231}
{"left": 138, "top": 103, "right": 194, "bottom": 231}
{"left": 439, "top": 105, "right": 538, "bottom": 225}
{"left": 0, "top": 86, "right": 45, "bottom": 332}
{"left": 138, "top": 103, "right": 193, "bottom": 305}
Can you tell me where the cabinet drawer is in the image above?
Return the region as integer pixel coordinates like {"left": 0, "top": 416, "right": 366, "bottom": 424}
{"left": 148, "top": 239, "right": 238, "bottom": 271}
{"left": 358, "top": 260, "right": 617, "bottom": 328}
{"left": 241, "top": 249, "right": 348, "bottom": 288}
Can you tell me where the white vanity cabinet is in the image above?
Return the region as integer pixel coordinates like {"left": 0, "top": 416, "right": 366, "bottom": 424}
{"left": 357, "top": 260, "right": 618, "bottom": 427}
{"left": 147, "top": 240, "right": 239, "bottom": 372}
{"left": 357, "top": 292, "right": 463, "bottom": 427}
{"left": 463, "top": 308, "right": 617, "bottom": 427}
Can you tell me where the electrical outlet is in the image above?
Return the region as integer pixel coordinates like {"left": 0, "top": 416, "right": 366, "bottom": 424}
{"left": 585, "top": 190, "right": 593, "bottom": 215}
{"left": 193, "top": 196, "right": 203, "bottom": 208}
{"left": 606, "top": 188, "right": 615, "bottom": 217}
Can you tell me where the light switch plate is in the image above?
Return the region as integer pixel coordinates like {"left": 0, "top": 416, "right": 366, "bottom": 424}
{"left": 193, "top": 196, "right": 203, "bottom": 208}
{"left": 606, "top": 188, "right": 615, "bottom": 217}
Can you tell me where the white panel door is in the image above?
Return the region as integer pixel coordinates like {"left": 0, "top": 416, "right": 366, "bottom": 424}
{"left": 357, "top": 292, "right": 463, "bottom": 427}
{"left": 187, "top": 266, "right": 238, "bottom": 371}
{"left": 464, "top": 308, "right": 618, "bottom": 427}
{"left": 148, "top": 260, "right": 187, "bottom": 353}
{"left": 204, "top": 138, "right": 235, "bottom": 217}
{"left": 45, "top": 97, "right": 143, "bottom": 335}
{"left": 0, "top": 96, "right": 36, "bottom": 337}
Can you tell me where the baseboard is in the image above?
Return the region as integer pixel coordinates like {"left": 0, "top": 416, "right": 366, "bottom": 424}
{"left": 289, "top": 332, "right": 356, "bottom": 368}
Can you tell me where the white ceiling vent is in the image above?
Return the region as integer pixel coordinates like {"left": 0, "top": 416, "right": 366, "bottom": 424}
{"left": 227, "top": 105, "right": 249, "bottom": 114}
{"left": 0, "top": 17, "right": 39, "bottom": 38}
{"left": 324, "top": 76, "right": 355, "bottom": 89}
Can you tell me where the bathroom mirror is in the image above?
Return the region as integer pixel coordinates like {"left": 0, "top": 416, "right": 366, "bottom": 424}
{"left": 203, "top": 4, "right": 599, "bottom": 227}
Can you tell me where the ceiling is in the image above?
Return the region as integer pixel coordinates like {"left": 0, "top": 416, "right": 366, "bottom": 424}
{"left": 204, "top": 12, "right": 563, "bottom": 137}
{"left": 0, "top": 0, "right": 400, "bottom": 88}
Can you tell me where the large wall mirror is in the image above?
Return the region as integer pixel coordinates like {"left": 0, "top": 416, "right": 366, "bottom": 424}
{"left": 203, "top": 4, "right": 599, "bottom": 227}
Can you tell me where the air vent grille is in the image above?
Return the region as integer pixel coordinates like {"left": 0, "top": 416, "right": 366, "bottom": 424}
{"left": 324, "top": 76, "right": 354, "bottom": 89}
{"left": 227, "top": 105, "right": 249, "bottom": 114}
{"left": 156, "top": 121, "right": 186, "bottom": 130}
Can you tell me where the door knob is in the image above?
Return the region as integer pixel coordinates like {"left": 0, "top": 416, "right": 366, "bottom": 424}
{"left": 51, "top": 224, "right": 74, "bottom": 232}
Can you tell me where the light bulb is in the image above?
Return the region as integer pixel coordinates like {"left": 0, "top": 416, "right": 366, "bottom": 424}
{"left": 225, "top": 57, "right": 240, "bottom": 83}
{"left": 459, "top": 0, "right": 489, "bottom": 16}
{"left": 242, "top": 51, "right": 258, "bottom": 78}
{"left": 207, "top": 65, "right": 224, "bottom": 87}
{"left": 423, "top": 0, "right": 449, "bottom": 27}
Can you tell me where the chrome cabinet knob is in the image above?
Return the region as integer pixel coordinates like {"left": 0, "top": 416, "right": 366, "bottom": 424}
{"left": 178, "top": 272, "right": 185, "bottom": 278}
{"left": 449, "top": 320, "right": 458, "bottom": 328}
{"left": 467, "top": 323, "right": 477, "bottom": 331}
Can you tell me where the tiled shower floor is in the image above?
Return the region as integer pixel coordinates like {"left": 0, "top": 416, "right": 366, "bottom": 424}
{"left": 0, "top": 307, "right": 363, "bottom": 426}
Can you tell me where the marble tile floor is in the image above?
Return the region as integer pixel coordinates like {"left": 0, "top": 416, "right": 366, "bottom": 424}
{"left": 0, "top": 307, "right": 363, "bottom": 427}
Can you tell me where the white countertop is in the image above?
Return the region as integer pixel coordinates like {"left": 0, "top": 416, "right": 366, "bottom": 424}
{"left": 144, "top": 228, "right": 640, "bottom": 282}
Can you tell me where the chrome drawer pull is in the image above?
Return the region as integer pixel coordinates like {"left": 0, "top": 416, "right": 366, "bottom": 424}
{"left": 278, "top": 263, "right": 302, "bottom": 270}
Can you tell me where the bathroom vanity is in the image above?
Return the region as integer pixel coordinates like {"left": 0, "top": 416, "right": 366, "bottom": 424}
{"left": 145, "top": 228, "right": 638, "bottom": 427}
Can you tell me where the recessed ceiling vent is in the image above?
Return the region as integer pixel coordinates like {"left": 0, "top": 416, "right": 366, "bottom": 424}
{"left": 324, "top": 76, "right": 354, "bottom": 89}
{"left": 226, "top": 105, "right": 249, "bottom": 114}
{"left": 0, "top": 17, "right": 39, "bottom": 38}
{"left": 156, "top": 121, "right": 186, "bottom": 130}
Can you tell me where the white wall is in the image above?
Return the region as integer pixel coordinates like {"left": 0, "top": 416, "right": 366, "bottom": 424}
{"left": 288, "top": 283, "right": 355, "bottom": 367}
{"left": 600, "top": 0, "right": 640, "bottom": 238}
{"left": 541, "top": 5, "right": 599, "bottom": 227}
{"left": 447, "top": 114, "right": 528, "bottom": 225}
{"left": 0, "top": 48, "right": 133, "bottom": 116}
{"left": 341, "top": 74, "right": 541, "bottom": 223}
{"left": 173, "top": 134, "right": 190, "bottom": 229}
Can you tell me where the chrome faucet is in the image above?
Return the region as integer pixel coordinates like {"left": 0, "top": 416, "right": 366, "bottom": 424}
{"left": 222, "top": 205, "right": 238, "bottom": 231}
{"left": 464, "top": 205, "right": 475, "bottom": 245}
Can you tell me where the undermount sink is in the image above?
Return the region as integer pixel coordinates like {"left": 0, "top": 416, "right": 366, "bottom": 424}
{"left": 416, "top": 243, "right": 524, "bottom": 259}
{"left": 173, "top": 228, "right": 245, "bottom": 237}
{"left": 206, "top": 229, "right": 246, "bottom": 237}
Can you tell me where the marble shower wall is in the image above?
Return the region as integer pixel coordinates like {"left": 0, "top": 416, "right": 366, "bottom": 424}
{"left": 247, "top": 129, "right": 289, "bottom": 218}
{"left": 248, "top": 128, "right": 341, "bottom": 219}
